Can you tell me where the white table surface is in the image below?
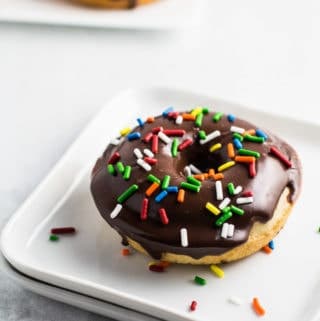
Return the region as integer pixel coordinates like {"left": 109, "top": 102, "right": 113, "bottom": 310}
{"left": 0, "top": 1, "right": 320, "bottom": 320}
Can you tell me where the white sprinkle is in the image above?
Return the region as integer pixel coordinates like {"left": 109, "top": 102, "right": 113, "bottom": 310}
{"left": 137, "top": 159, "right": 152, "bottom": 171}
{"left": 133, "top": 148, "right": 143, "bottom": 159}
{"left": 236, "top": 196, "right": 254, "bottom": 205}
{"left": 230, "top": 126, "right": 245, "bottom": 134}
{"left": 175, "top": 115, "right": 183, "bottom": 125}
{"left": 215, "top": 180, "right": 223, "bottom": 201}
{"left": 189, "top": 164, "right": 202, "bottom": 174}
{"left": 228, "top": 296, "right": 244, "bottom": 306}
{"left": 158, "top": 131, "right": 172, "bottom": 145}
{"left": 233, "top": 185, "right": 243, "bottom": 195}
{"left": 199, "top": 130, "right": 221, "bottom": 145}
{"left": 110, "top": 137, "right": 124, "bottom": 146}
{"left": 180, "top": 228, "right": 189, "bottom": 247}
{"left": 227, "top": 224, "right": 235, "bottom": 238}
{"left": 143, "top": 148, "right": 154, "bottom": 158}
{"left": 110, "top": 204, "right": 122, "bottom": 219}
{"left": 221, "top": 223, "right": 229, "bottom": 239}
{"left": 184, "top": 166, "right": 192, "bottom": 177}
{"left": 219, "top": 197, "right": 231, "bottom": 210}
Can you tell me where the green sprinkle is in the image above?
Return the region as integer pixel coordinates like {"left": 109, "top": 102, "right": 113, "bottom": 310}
{"left": 222, "top": 206, "right": 231, "bottom": 215}
{"left": 244, "top": 134, "right": 265, "bottom": 143}
{"left": 195, "top": 113, "right": 204, "bottom": 127}
{"left": 194, "top": 275, "right": 206, "bottom": 285}
{"left": 233, "top": 133, "right": 244, "bottom": 141}
{"left": 198, "top": 130, "right": 207, "bottom": 140}
{"left": 180, "top": 182, "right": 200, "bottom": 192}
{"left": 230, "top": 205, "right": 245, "bottom": 216}
{"left": 123, "top": 165, "right": 132, "bottom": 180}
{"left": 227, "top": 183, "right": 235, "bottom": 196}
{"left": 215, "top": 211, "right": 233, "bottom": 226}
{"left": 162, "top": 175, "right": 171, "bottom": 190}
{"left": 202, "top": 107, "right": 209, "bottom": 114}
{"left": 147, "top": 174, "right": 161, "bottom": 184}
{"left": 171, "top": 138, "right": 179, "bottom": 157}
{"left": 187, "top": 176, "right": 201, "bottom": 187}
{"left": 117, "top": 184, "right": 139, "bottom": 204}
{"left": 116, "top": 162, "right": 125, "bottom": 174}
{"left": 238, "top": 148, "right": 261, "bottom": 158}
{"left": 49, "top": 234, "right": 59, "bottom": 241}
{"left": 213, "top": 112, "right": 223, "bottom": 122}
{"left": 107, "top": 164, "right": 116, "bottom": 175}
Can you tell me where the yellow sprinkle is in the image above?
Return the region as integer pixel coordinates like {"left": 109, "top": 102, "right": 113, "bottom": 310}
{"left": 209, "top": 143, "right": 222, "bottom": 153}
{"left": 191, "top": 107, "right": 203, "bottom": 116}
{"left": 210, "top": 264, "right": 225, "bottom": 278}
{"left": 218, "top": 161, "right": 235, "bottom": 172}
{"left": 205, "top": 202, "right": 221, "bottom": 215}
{"left": 120, "top": 127, "right": 131, "bottom": 136}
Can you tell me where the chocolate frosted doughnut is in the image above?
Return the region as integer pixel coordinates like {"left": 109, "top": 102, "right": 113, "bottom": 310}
{"left": 90, "top": 107, "right": 302, "bottom": 264}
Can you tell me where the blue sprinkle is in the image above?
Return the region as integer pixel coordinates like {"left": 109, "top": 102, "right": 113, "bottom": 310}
{"left": 256, "top": 129, "right": 268, "bottom": 140}
{"left": 268, "top": 240, "right": 275, "bottom": 250}
{"left": 167, "top": 186, "right": 179, "bottom": 193}
{"left": 127, "top": 132, "right": 141, "bottom": 141}
{"left": 155, "top": 190, "right": 168, "bottom": 203}
{"left": 227, "top": 114, "right": 236, "bottom": 123}
{"left": 137, "top": 118, "right": 144, "bottom": 128}
{"left": 162, "top": 106, "right": 174, "bottom": 117}
{"left": 233, "top": 138, "right": 243, "bottom": 150}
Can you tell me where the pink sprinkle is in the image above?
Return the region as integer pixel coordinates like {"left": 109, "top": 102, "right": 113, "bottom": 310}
{"left": 144, "top": 157, "right": 157, "bottom": 165}
{"left": 143, "top": 132, "right": 153, "bottom": 143}
{"left": 178, "top": 138, "right": 193, "bottom": 151}
{"left": 51, "top": 227, "right": 76, "bottom": 234}
{"left": 190, "top": 300, "right": 197, "bottom": 311}
{"left": 141, "top": 198, "right": 149, "bottom": 221}
{"left": 270, "top": 146, "right": 292, "bottom": 168}
{"left": 108, "top": 152, "right": 120, "bottom": 164}
{"left": 242, "top": 190, "right": 254, "bottom": 197}
{"left": 158, "top": 208, "right": 169, "bottom": 225}
{"left": 163, "top": 129, "right": 186, "bottom": 137}
{"left": 152, "top": 126, "right": 163, "bottom": 134}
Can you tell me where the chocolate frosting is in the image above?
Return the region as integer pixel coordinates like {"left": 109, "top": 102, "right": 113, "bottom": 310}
{"left": 90, "top": 111, "right": 302, "bottom": 259}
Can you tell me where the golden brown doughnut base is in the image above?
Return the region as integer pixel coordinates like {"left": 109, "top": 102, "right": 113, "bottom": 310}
{"left": 127, "top": 188, "right": 293, "bottom": 264}
{"left": 71, "top": 0, "right": 156, "bottom": 9}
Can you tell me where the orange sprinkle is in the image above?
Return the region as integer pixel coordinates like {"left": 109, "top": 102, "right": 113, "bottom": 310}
{"left": 177, "top": 189, "right": 185, "bottom": 203}
{"left": 182, "top": 113, "right": 196, "bottom": 121}
{"left": 262, "top": 245, "right": 272, "bottom": 254}
{"left": 252, "top": 297, "right": 266, "bottom": 316}
{"left": 213, "top": 173, "right": 224, "bottom": 180}
{"left": 208, "top": 168, "right": 215, "bottom": 179}
{"left": 193, "top": 174, "right": 205, "bottom": 181}
{"left": 145, "top": 182, "right": 160, "bottom": 197}
{"left": 146, "top": 117, "right": 155, "bottom": 123}
{"left": 244, "top": 129, "right": 256, "bottom": 136}
{"left": 122, "top": 248, "right": 130, "bottom": 256}
{"left": 227, "top": 143, "right": 235, "bottom": 158}
{"left": 235, "top": 156, "right": 256, "bottom": 163}
{"left": 204, "top": 173, "right": 209, "bottom": 179}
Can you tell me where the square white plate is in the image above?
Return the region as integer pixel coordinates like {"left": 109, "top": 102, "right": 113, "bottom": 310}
{"left": 0, "top": 0, "right": 206, "bottom": 30}
{"left": 1, "top": 87, "right": 320, "bottom": 321}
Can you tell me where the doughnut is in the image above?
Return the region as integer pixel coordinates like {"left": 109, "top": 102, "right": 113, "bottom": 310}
{"left": 70, "top": 0, "right": 156, "bottom": 9}
{"left": 90, "top": 107, "right": 302, "bottom": 264}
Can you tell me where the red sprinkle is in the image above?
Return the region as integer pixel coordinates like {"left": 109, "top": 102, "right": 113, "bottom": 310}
{"left": 122, "top": 248, "right": 130, "bottom": 256}
{"left": 141, "top": 198, "right": 149, "bottom": 221}
{"left": 149, "top": 264, "right": 165, "bottom": 272}
{"left": 50, "top": 227, "right": 76, "bottom": 234}
{"left": 270, "top": 146, "right": 292, "bottom": 168}
{"left": 152, "top": 126, "right": 163, "bottom": 134}
{"left": 143, "top": 132, "right": 153, "bottom": 143}
{"left": 190, "top": 300, "right": 197, "bottom": 311}
{"left": 167, "top": 112, "right": 179, "bottom": 119}
{"left": 242, "top": 190, "right": 253, "bottom": 197}
{"left": 249, "top": 161, "right": 256, "bottom": 177}
{"left": 178, "top": 139, "right": 193, "bottom": 151}
{"left": 158, "top": 208, "right": 169, "bottom": 225}
{"left": 144, "top": 157, "right": 157, "bottom": 165}
{"left": 152, "top": 134, "right": 159, "bottom": 153}
{"left": 108, "top": 152, "right": 120, "bottom": 165}
{"left": 162, "top": 129, "right": 186, "bottom": 137}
